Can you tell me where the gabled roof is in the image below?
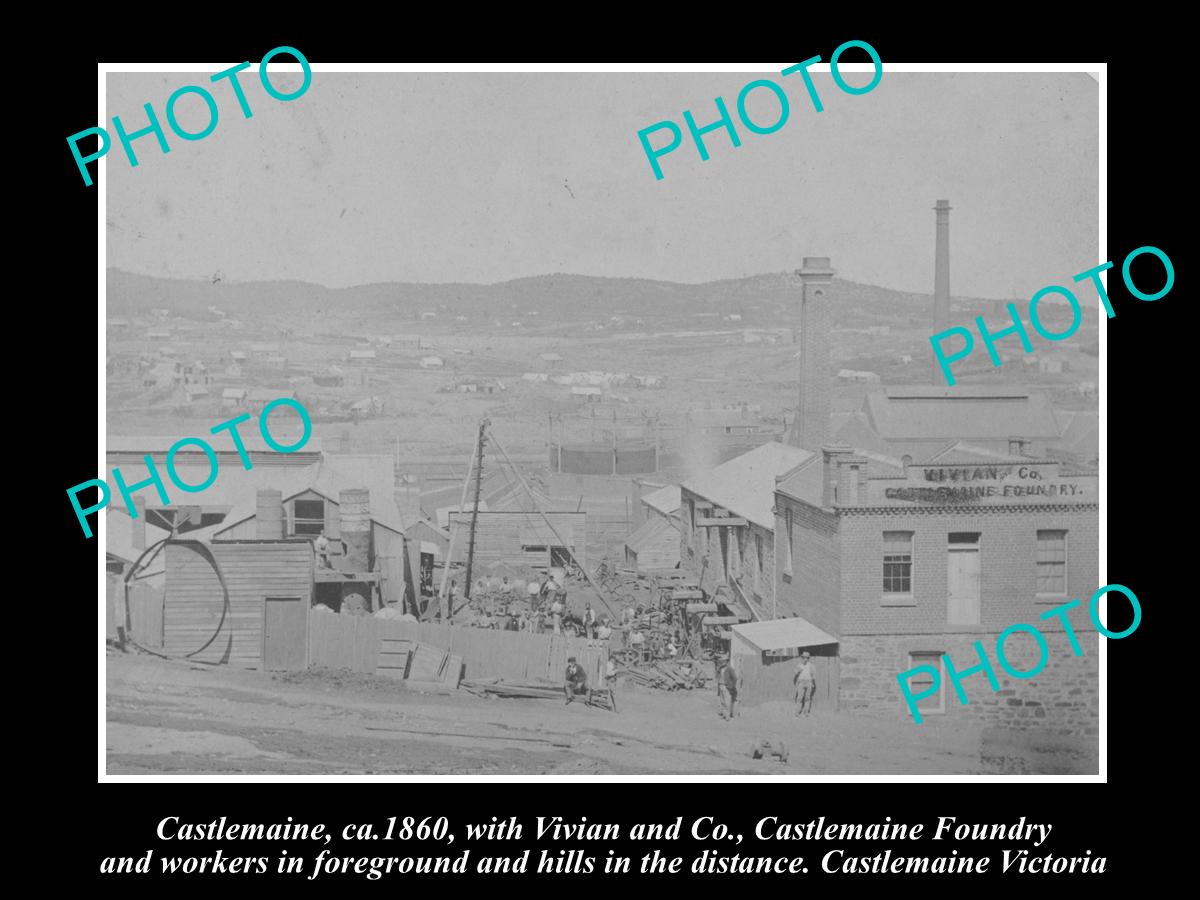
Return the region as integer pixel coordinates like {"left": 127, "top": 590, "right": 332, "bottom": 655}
{"left": 774, "top": 454, "right": 824, "bottom": 506}
{"left": 863, "top": 386, "right": 1061, "bottom": 442}
{"left": 683, "top": 442, "right": 815, "bottom": 529}
{"left": 214, "top": 455, "right": 407, "bottom": 536}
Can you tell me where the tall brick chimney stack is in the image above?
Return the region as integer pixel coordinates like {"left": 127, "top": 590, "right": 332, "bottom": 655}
{"left": 795, "top": 256, "right": 836, "bottom": 452}
{"left": 932, "top": 199, "right": 951, "bottom": 381}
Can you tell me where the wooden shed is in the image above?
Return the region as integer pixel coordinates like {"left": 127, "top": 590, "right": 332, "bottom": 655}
{"left": 729, "top": 617, "right": 839, "bottom": 710}
{"left": 162, "top": 539, "right": 314, "bottom": 669}
{"left": 446, "top": 510, "right": 586, "bottom": 571}
{"left": 623, "top": 515, "right": 680, "bottom": 571}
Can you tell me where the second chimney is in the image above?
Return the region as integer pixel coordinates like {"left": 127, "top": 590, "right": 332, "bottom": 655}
{"left": 796, "top": 257, "right": 836, "bottom": 451}
{"left": 932, "top": 199, "right": 952, "bottom": 381}
{"left": 822, "top": 443, "right": 866, "bottom": 508}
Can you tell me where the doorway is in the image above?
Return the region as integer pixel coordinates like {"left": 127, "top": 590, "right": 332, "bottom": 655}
{"left": 947, "top": 532, "right": 981, "bottom": 625}
{"left": 262, "top": 596, "right": 307, "bottom": 670}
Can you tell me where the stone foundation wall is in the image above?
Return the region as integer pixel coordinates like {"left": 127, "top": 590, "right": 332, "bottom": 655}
{"left": 839, "top": 631, "right": 1099, "bottom": 736}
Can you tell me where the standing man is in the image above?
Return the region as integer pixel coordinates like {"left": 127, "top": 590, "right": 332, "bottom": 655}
{"left": 717, "top": 655, "right": 741, "bottom": 720}
{"left": 584, "top": 602, "right": 597, "bottom": 639}
{"left": 564, "top": 656, "right": 590, "bottom": 705}
{"left": 794, "top": 651, "right": 817, "bottom": 717}
{"left": 550, "top": 592, "right": 565, "bottom": 634}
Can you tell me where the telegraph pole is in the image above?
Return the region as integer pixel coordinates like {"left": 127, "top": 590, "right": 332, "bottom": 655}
{"left": 463, "top": 418, "right": 489, "bottom": 600}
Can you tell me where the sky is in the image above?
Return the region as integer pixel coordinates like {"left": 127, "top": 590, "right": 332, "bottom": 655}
{"left": 105, "top": 69, "right": 1099, "bottom": 299}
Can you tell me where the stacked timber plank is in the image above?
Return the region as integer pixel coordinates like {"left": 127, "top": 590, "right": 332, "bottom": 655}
{"left": 460, "top": 678, "right": 564, "bottom": 699}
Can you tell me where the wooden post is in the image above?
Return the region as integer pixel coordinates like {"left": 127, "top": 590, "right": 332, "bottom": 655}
{"left": 463, "top": 418, "right": 489, "bottom": 603}
{"left": 437, "top": 436, "right": 479, "bottom": 621}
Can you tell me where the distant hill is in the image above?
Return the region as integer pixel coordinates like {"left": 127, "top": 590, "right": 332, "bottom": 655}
{"left": 106, "top": 268, "right": 1077, "bottom": 328}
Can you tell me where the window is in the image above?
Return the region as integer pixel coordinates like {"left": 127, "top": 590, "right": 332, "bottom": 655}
{"left": 883, "top": 531, "right": 914, "bottom": 596}
{"left": 292, "top": 499, "right": 325, "bottom": 536}
{"left": 907, "top": 651, "right": 945, "bottom": 715}
{"left": 1037, "top": 529, "right": 1068, "bottom": 596}
{"left": 781, "top": 509, "right": 794, "bottom": 580}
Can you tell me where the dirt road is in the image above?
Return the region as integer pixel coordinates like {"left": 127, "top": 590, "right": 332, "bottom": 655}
{"left": 105, "top": 651, "right": 1097, "bottom": 776}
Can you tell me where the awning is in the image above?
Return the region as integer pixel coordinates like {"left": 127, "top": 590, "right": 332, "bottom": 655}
{"left": 731, "top": 616, "right": 839, "bottom": 651}
{"left": 419, "top": 541, "right": 439, "bottom": 556}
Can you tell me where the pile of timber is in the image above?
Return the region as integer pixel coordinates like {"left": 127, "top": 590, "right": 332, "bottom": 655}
{"left": 593, "top": 565, "right": 665, "bottom": 613}
{"left": 613, "top": 659, "right": 710, "bottom": 691}
{"left": 460, "top": 677, "right": 564, "bottom": 699}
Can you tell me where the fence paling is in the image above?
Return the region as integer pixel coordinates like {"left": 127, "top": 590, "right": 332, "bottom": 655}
{"left": 306, "top": 614, "right": 607, "bottom": 684}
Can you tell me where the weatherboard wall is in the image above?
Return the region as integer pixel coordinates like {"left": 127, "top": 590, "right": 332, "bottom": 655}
{"left": 163, "top": 540, "right": 314, "bottom": 667}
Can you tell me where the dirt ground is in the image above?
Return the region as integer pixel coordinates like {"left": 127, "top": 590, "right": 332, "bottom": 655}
{"left": 105, "top": 650, "right": 1097, "bottom": 776}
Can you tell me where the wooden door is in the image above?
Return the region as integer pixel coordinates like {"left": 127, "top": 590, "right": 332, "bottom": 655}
{"left": 262, "top": 596, "right": 308, "bottom": 670}
{"left": 947, "top": 548, "right": 981, "bottom": 625}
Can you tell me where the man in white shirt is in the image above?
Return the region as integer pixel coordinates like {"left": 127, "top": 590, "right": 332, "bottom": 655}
{"left": 793, "top": 651, "right": 817, "bottom": 716}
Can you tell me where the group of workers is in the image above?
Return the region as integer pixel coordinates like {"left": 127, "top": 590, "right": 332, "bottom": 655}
{"left": 448, "top": 574, "right": 616, "bottom": 640}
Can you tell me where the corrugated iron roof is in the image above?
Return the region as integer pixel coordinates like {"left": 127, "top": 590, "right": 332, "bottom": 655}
{"left": 864, "top": 386, "right": 1061, "bottom": 441}
{"left": 732, "top": 616, "right": 838, "bottom": 651}
{"left": 684, "top": 442, "right": 815, "bottom": 529}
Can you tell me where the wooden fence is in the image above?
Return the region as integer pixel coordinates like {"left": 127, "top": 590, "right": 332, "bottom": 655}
{"left": 128, "top": 584, "right": 165, "bottom": 648}
{"left": 308, "top": 612, "right": 608, "bottom": 687}
{"left": 106, "top": 577, "right": 164, "bottom": 649}
{"left": 735, "top": 652, "right": 839, "bottom": 711}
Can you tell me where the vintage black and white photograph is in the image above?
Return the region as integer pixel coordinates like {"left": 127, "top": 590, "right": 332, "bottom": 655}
{"left": 101, "top": 65, "right": 1101, "bottom": 776}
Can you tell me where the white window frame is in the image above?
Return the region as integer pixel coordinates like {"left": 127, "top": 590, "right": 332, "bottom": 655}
{"left": 882, "top": 530, "right": 915, "bottom": 606}
{"left": 291, "top": 498, "right": 326, "bottom": 537}
{"left": 1035, "top": 529, "right": 1069, "bottom": 600}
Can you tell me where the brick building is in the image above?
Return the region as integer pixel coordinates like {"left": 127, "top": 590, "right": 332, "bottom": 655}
{"left": 773, "top": 444, "right": 1099, "bottom": 734}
